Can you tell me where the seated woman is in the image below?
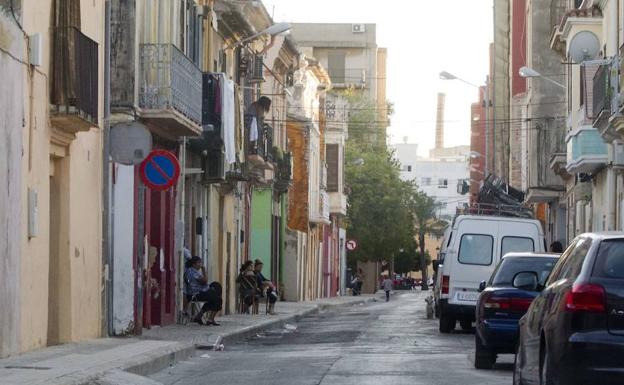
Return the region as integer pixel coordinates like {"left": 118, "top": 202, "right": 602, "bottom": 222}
{"left": 236, "top": 260, "right": 258, "bottom": 312}
{"left": 254, "top": 259, "right": 278, "bottom": 315}
{"left": 184, "top": 257, "right": 223, "bottom": 325}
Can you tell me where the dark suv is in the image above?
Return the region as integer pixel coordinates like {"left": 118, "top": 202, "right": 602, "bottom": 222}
{"left": 514, "top": 233, "right": 624, "bottom": 385}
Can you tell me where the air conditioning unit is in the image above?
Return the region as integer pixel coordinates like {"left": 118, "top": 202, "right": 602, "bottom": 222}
{"left": 612, "top": 141, "right": 624, "bottom": 168}
{"left": 249, "top": 55, "right": 265, "bottom": 83}
{"left": 203, "top": 150, "right": 226, "bottom": 182}
{"left": 352, "top": 24, "right": 365, "bottom": 33}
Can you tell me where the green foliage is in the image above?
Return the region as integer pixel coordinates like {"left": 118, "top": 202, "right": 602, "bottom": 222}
{"left": 408, "top": 190, "right": 449, "bottom": 286}
{"left": 332, "top": 89, "right": 390, "bottom": 150}
{"left": 345, "top": 142, "right": 416, "bottom": 266}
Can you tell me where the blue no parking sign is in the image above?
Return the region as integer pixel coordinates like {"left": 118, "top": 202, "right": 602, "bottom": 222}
{"left": 139, "top": 150, "right": 181, "bottom": 191}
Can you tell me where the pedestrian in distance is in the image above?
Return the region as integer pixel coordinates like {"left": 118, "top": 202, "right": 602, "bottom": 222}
{"left": 382, "top": 275, "right": 393, "bottom": 302}
{"left": 184, "top": 257, "right": 223, "bottom": 325}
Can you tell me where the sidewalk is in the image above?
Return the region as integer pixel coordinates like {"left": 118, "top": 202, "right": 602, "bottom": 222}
{"left": 0, "top": 294, "right": 378, "bottom": 385}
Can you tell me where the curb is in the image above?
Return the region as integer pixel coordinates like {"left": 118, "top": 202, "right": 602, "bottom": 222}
{"left": 114, "top": 296, "right": 377, "bottom": 380}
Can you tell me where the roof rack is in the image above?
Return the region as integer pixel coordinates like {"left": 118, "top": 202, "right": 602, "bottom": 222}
{"left": 456, "top": 203, "right": 534, "bottom": 219}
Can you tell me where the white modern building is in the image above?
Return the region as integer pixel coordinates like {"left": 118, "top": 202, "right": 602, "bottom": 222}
{"left": 393, "top": 143, "right": 470, "bottom": 221}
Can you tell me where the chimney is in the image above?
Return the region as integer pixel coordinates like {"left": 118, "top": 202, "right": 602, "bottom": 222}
{"left": 435, "top": 92, "right": 445, "bottom": 150}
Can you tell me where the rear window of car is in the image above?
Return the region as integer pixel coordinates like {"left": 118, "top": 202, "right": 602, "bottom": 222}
{"left": 489, "top": 257, "right": 557, "bottom": 286}
{"left": 501, "top": 236, "right": 535, "bottom": 256}
{"left": 459, "top": 234, "right": 494, "bottom": 266}
{"left": 593, "top": 240, "right": 624, "bottom": 279}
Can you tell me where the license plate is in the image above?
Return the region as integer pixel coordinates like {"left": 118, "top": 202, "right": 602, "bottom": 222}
{"left": 456, "top": 291, "right": 479, "bottom": 302}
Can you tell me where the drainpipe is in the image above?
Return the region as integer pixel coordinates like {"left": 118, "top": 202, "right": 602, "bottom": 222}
{"left": 103, "top": 0, "right": 113, "bottom": 336}
{"left": 178, "top": 138, "right": 187, "bottom": 322}
{"left": 607, "top": 144, "right": 617, "bottom": 231}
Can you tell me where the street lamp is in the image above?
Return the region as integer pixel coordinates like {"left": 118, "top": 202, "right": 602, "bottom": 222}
{"left": 440, "top": 71, "right": 490, "bottom": 176}
{"left": 519, "top": 66, "right": 567, "bottom": 89}
{"left": 226, "top": 22, "right": 292, "bottom": 50}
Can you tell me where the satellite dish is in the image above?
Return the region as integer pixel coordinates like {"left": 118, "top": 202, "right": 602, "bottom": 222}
{"left": 110, "top": 122, "right": 152, "bottom": 165}
{"left": 568, "top": 31, "right": 600, "bottom": 64}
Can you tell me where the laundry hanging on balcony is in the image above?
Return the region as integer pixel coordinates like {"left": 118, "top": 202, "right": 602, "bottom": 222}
{"left": 218, "top": 74, "right": 236, "bottom": 165}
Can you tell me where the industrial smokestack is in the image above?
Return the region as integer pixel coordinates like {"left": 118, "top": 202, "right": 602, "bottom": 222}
{"left": 435, "top": 92, "right": 445, "bottom": 150}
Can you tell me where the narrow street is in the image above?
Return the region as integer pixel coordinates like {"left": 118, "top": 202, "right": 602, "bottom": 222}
{"left": 151, "top": 291, "right": 512, "bottom": 385}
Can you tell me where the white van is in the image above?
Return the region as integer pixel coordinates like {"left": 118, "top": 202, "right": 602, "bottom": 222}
{"left": 437, "top": 215, "right": 545, "bottom": 333}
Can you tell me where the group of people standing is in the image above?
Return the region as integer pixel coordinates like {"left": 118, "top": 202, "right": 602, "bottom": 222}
{"left": 237, "top": 259, "right": 278, "bottom": 315}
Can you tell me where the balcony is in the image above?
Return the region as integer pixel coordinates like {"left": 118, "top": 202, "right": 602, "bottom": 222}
{"left": 566, "top": 127, "right": 608, "bottom": 174}
{"left": 245, "top": 116, "right": 275, "bottom": 171}
{"left": 50, "top": 27, "right": 99, "bottom": 133}
{"left": 274, "top": 152, "right": 293, "bottom": 193}
{"left": 139, "top": 44, "right": 203, "bottom": 138}
{"left": 329, "top": 191, "right": 347, "bottom": 216}
{"left": 550, "top": 6, "right": 602, "bottom": 57}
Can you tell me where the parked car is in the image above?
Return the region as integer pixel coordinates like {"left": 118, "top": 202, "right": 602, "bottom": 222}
{"left": 514, "top": 233, "right": 624, "bottom": 385}
{"left": 437, "top": 214, "right": 545, "bottom": 333}
{"left": 474, "top": 252, "right": 559, "bottom": 369}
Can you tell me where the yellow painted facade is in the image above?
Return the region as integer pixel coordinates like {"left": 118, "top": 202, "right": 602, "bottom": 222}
{"left": 19, "top": 0, "right": 104, "bottom": 352}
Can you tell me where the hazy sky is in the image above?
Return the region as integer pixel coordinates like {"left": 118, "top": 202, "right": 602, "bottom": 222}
{"left": 265, "top": 0, "right": 494, "bottom": 157}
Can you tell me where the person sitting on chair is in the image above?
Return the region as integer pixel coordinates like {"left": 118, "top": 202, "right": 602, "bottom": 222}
{"left": 254, "top": 259, "right": 278, "bottom": 315}
{"left": 184, "top": 257, "right": 222, "bottom": 325}
{"left": 236, "top": 260, "right": 258, "bottom": 313}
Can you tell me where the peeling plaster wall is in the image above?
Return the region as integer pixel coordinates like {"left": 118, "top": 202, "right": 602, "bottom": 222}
{"left": 0, "top": 4, "right": 24, "bottom": 358}
{"left": 112, "top": 165, "right": 135, "bottom": 335}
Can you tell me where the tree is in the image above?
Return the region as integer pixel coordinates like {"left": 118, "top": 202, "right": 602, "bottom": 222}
{"left": 394, "top": 240, "right": 418, "bottom": 275}
{"left": 345, "top": 143, "right": 415, "bottom": 267}
{"left": 408, "top": 191, "right": 449, "bottom": 289}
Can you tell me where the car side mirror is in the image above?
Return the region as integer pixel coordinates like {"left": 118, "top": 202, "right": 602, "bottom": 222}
{"left": 478, "top": 280, "right": 487, "bottom": 292}
{"left": 512, "top": 271, "right": 539, "bottom": 291}
{"left": 432, "top": 260, "right": 439, "bottom": 273}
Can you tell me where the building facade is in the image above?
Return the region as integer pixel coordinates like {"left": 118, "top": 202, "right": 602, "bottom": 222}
{"left": 1, "top": 0, "right": 104, "bottom": 357}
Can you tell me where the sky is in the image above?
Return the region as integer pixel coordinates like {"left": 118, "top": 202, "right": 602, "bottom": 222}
{"left": 265, "top": 0, "right": 494, "bottom": 157}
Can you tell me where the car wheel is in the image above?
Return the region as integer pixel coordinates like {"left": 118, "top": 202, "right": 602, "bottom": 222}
{"left": 540, "top": 345, "right": 557, "bottom": 385}
{"left": 460, "top": 318, "right": 472, "bottom": 331}
{"left": 474, "top": 335, "right": 496, "bottom": 369}
{"left": 439, "top": 310, "right": 455, "bottom": 333}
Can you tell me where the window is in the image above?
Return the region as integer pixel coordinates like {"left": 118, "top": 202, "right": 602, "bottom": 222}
{"left": 459, "top": 234, "right": 494, "bottom": 265}
{"left": 438, "top": 178, "right": 448, "bottom": 188}
{"left": 489, "top": 257, "right": 557, "bottom": 287}
{"left": 547, "top": 237, "right": 591, "bottom": 285}
{"left": 501, "top": 237, "right": 535, "bottom": 256}
{"left": 326, "top": 144, "right": 339, "bottom": 192}
{"left": 402, "top": 165, "right": 412, "bottom": 172}
{"left": 421, "top": 177, "right": 431, "bottom": 186}
{"left": 327, "top": 50, "right": 346, "bottom": 84}
{"left": 593, "top": 240, "right": 624, "bottom": 279}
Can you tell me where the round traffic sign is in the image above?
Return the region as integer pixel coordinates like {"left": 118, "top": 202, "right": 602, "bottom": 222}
{"left": 346, "top": 239, "right": 358, "bottom": 251}
{"left": 139, "top": 150, "right": 181, "bottom": 191}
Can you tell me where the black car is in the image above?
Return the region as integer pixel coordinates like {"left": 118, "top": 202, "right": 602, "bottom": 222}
{"left": 514, "top": 233, "right": 624, "bottom": 385}
{"left": 475, "top": 253, "right": 559, "bottom": 369}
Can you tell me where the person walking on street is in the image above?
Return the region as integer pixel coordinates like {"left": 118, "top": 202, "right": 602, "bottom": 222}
{"left": 382, "top": 275, "right": 393, "bottom": 302}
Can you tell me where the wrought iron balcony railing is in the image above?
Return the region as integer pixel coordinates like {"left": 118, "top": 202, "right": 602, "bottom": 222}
{"left": 593, "top": 64, "right": 610, "bottom": 119}
{"left": 50, "top": 26, "right": 99, "bottom": 132}
{"left": 139, "top": 44, "right": 203, "bottom": 137}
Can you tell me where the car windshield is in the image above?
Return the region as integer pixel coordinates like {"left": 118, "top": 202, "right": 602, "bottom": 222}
{"left": 490, "top": 257, "right": 557, "bottom": 287}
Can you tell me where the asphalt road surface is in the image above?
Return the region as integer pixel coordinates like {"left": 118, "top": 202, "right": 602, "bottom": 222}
{"left": 151, "top": 291, "right": 512, "bottom": 385}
